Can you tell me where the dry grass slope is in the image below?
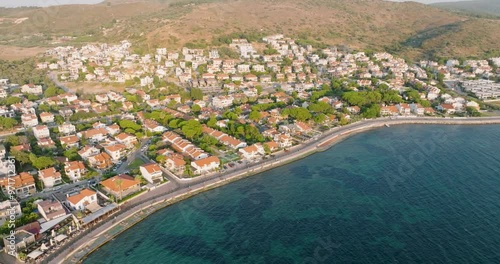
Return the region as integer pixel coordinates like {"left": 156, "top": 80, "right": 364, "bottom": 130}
{"left": 0, "top": 0, "right": 499, "bottom": 60}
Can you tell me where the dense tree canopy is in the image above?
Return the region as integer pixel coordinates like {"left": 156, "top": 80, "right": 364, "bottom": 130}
{"left": 181, "top": 119, "right": 202, "bottom": 139}
{"left": 0, "top": 117, "right": 18, "bottom": 129}
{"left": 281, "top": 107, "right": 312, "bottom": 121}
{"left": 119, "top": 120, "right": 141, "bottom": 131}
{"left": 29, "top": 154, "right": 56, "bottom": 170}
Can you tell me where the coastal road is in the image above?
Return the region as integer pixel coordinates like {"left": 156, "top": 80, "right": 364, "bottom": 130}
{"left": 54, "top": 116, "right": 500, "bottom": 264}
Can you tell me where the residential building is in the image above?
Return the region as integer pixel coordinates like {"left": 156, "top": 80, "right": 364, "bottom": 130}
{"left": 58, "top": 123, "right": 76, "bottom": 135}
{"left": 59, "top": 135, "right": 80, "bottom": 149}
{"left": 64, "top": 161, "right": 87, "bottom": 182}
{"left": 191, "top": 156, "right": 220, "bottom": 175}
{"left": 78, "top": 145, "right": 100, "bottom": 160}
{"left": 39, "top": 112, "right": 55, "bottom": 123}
{"left": 101, "top": 174, "right": 141, "bottom": 200}
{"left": 380, "top": 105, "right": 399, "bottom": 116}
{"left": 0, "top": 172, "right": 36, "bottom": 198}
{"left": 88, "top": 152, "right": 113, "bottom": 170}
{"left": 32, "top": 125, "right": 50, "bottom": 140}
{"left": 139, "top": 163, "right": 163, "bottom": 184}
{"left": 275, "top": 134, "right": 293, "bottom": 148}
{"left": 164, "top": 157, "right": 186, "bottom": 175}
{"left": 0, "top": 200, "right": 21, "bottom": 225}
{"left": 2, "top": 230, "right": 35, "bottom": 253}
{"left": 410, "top": 103, "right": 425, "bottom": 115}
{"left": 115, "top": 133, "right": 138, "bottom": 148}
{"left": 21, "top": 114, "right": 38, "bottom": 127}
{"left": 77, "top": 128, "right": 108, "bottom": 142}
{"left": 104, "top": 144, "right": 127, "bottom": 162}
{"left": 21, "top": 84, "right": 43, "bottom": 94}
{"left": 37, "top": 200, "right": 66, "bottom": 221}
{"left": 212, "top": 95, "right": 234, "bottom": 109}
{"left": 239, "top": 144, "right": 265, "bottom": 160}
{"left": 67, "top": 188, "right": 97, "bottom": 211}
{"left": 39, "top": 167, "right": 62, "bottom": 189}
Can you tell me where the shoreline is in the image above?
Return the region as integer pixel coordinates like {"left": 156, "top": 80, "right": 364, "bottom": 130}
{"left": 55, "top": 116, "right": 500, "bottom": 264}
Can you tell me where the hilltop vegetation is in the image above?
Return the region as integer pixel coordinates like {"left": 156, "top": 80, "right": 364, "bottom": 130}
{"left": 0, "top": 0, "right": 499, "bottom": 60}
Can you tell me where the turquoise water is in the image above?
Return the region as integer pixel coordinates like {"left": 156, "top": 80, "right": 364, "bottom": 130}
{"left": 84, "top": 125, "right": 500, "bottom": 264}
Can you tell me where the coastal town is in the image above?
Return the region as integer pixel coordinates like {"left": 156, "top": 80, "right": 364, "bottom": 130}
{"left": 0, "top": 34, "right": 499, "bottom": 263}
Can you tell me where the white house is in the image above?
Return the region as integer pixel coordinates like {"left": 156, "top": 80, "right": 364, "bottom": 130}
{"left": 33, "top": 125, "right": 50, "bottom": 140}
{"left": 39, "top": 112, "right": 55, "bottom": 123}
{"left": 58, "top": 123, "right": 76, "bottom": 135}
{"left": 21, "top": 114, "right": 39, "bottom": 127}
{"left": 77, "top": 128, "right": 108, "bottom": 142}
{"left": 191, "top": 156, "right": 220, "bottom": 175}
{"left": 67, "top": 189, "right": 97, "bottom": 211}
{"left": 39, "top": 167, "right": 62, "bottom": 189}
{"left": 212, "top": 95, "right": 234, "bottom": 109}
{"left": 59, "top": 135, "right": 79, "bottom": 149}
{"left": 77, "top": 145, "right": 100, "bottom": 160}
{"left": 104, "top": 144, "right": 127, "bottom": 162}
{"left": 114, "top": 133, "right": 138, "bottom": 148}
{"left": 64, "top": 161, "right": 87, "bottom": 182}
{"left": 140, "top": 163, "right": 163, "bottom": 184}
{"left": 238, "top": 144, "right": 265, "bottom": 160}
{"left": 409, "top": 103, "right": 425, "bottom": 115}
{"left": 21, "top": 84, "right": 43, "bottom": 94}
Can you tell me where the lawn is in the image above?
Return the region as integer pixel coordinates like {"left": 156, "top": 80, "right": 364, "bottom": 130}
{"left": 128, "top": 159, "right": 145, "bottom": 170}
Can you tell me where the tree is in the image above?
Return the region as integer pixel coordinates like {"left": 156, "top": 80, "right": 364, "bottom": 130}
{"left": 168, "top": 119, "right": 180, "bottom": 129}
{"left": 256, "top": 85, "right": 263, "bottom": 95}
{"left": 308, "top": 102, "right": 332, "bottom": 114}
{"left": 406, "top": 89, "right": 421, "bottom": 102}
{"left": 191, "top": 104, "right": 201, "bottom": 113}
{"left": 11, "top": 150, "right": 31, "bottom": 166}
{"left": 38, "top": 103, "right": 51, "bottom": 112}
{"left": 313, "top": 113, "right": 327, "bottom": 124}
{"left": 4, "top": 135, "right": 20, "bottom": 147}
{"left": 114, "top": 178, "right": 124, "bottom": 200}
{"left": 54, "top": 115, "right": 65, "bottom": 125}
{"left": 207, "top": 116, "right": 217, "bottom": 128}
{"left": 282, "top": 107, "right": 312, "bottom": 121}
{"left": 156, "top": 155, "right": 166, "bottom": 164}
{"left": 223, "top": 111, "right": 238, "bottom": 120}
{"left": 119, "top": 120, "right": 141, "bottom": 131}
{"left": 44, "top": 86, "right": 64, "bottom": 97}
{"left": 249, "top": 111, "right": 261, "bottom": 122}
{"left": 1, "top": 96, "right": 21, "bottom": 106}
{"left": 466, "top": 106, "right": 481, "bottom": 117}
{"left": 64, "top": 147, "right": 81, "bottom": 161}
{"left": 0, "top": 117, "right": 18, "bottom": 130}
{"left": 190, "top": 88, "right": 204, "bottom": 100}
{"left": 181, "top": 119, "right": 202, "bottom": 139}
{"left": 362, "top": 104, "right": 381, "bottom": 118}
{"left": 342, "top": 91, "right": 366, "bottom": 106}
{"left": 263, "top": 143, "right": 271, "bottom": 155}
{"left": 29, "top": 154, "right": 56, "bottom": 170}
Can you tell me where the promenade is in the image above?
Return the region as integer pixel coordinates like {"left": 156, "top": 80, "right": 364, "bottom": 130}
{"left": 52, "top": 116, "right": 500, "bottom": 264}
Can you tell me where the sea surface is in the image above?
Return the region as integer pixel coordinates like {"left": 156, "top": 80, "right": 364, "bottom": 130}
{"left": 84, "top": 125, "right": 500, "bottom": 264}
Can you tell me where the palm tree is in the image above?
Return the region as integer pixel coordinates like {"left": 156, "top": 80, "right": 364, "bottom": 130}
{"left": 114, "top": 178, "right": 123, "bottom": 201}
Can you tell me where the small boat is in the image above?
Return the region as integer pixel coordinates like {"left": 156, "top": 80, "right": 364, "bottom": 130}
{"left": 385, "top": 124, "right": 390, "bottom": 127}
